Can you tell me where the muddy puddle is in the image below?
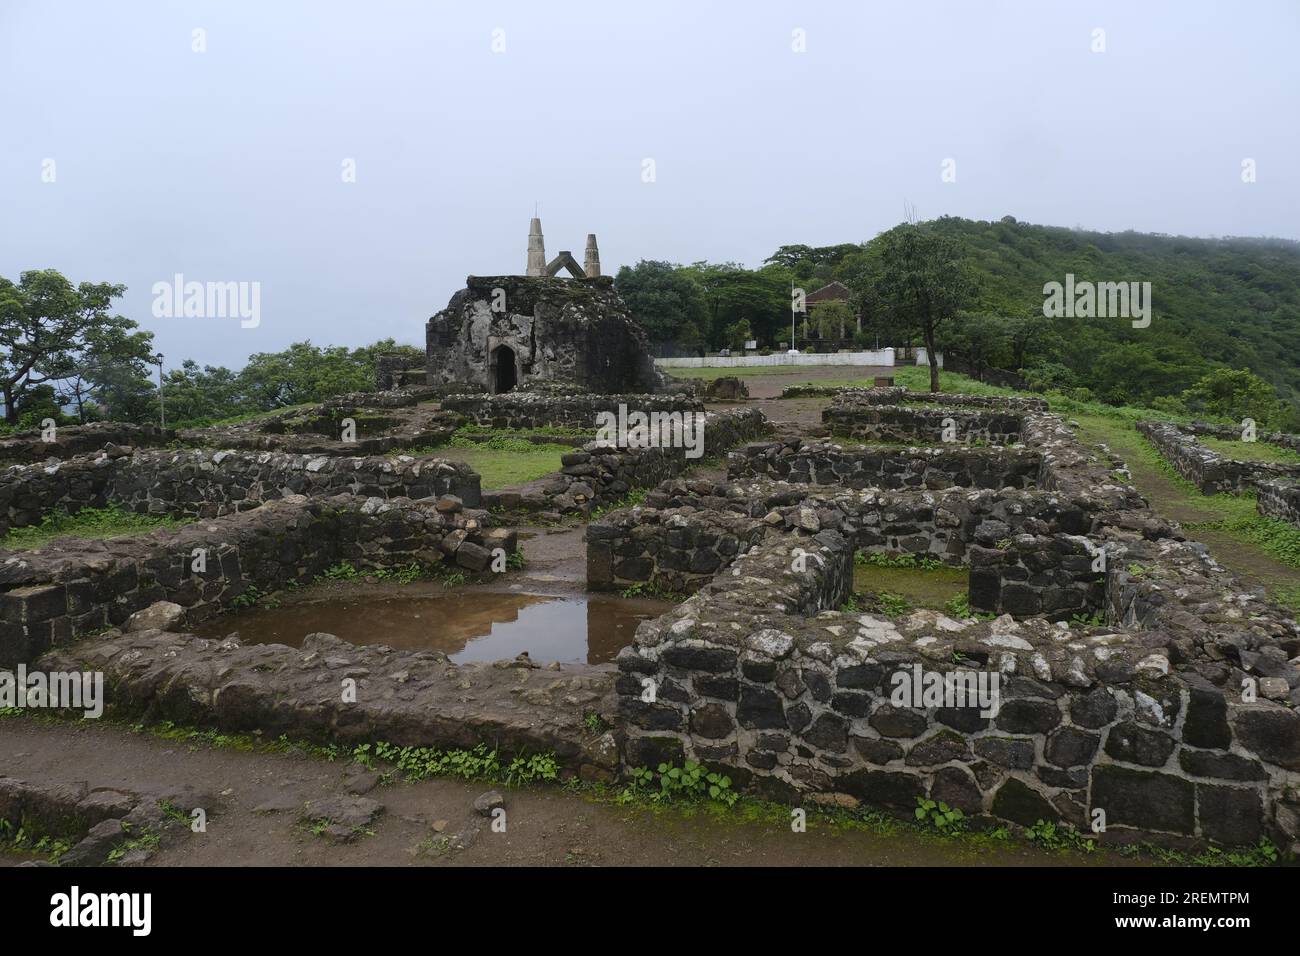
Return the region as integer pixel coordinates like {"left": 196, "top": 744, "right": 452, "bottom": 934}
{"left": 194, "top": 591, "right": 675, "bottom": 664}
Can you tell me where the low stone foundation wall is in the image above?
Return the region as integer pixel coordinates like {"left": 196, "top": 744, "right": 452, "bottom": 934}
{"left": 178, "top": 388, "right": 456, "bottom": 455}
{"left": 1138, "top": 421, "right": 1300, "bottom": 495}
{"left": 968, "top": 533, "right": 1105, "bottom": 618}
{"left": 441, "top": 392, "right": 702, "bottom": 430}
{"left": 587, "top": 508, "right": 770, "bottom": 594}
{"left": 589, "top": 480, "right": 1112, "bottom": 613}
{"left": 1257, "top": 479, "right": 1300, "bottom": 527}
{"left": 824, "top": 403, "right": 1024, "bottom": 446}
{"left": 782, "top": 384, "right": 1048, "bottom": 413}
{"left": 484, "top": 407, "right": 771, "bottom": 515}
{"left": 0, "top": 493, "right": 510, "bottom": 668}
{"left": 39, "top": 628, "right": 616, "bottom": 775}
{"left": 594, "top": 392, "right": 1300, "bottom": 850}
{"left": 0, "top": 448, "right": 481, "bottom": 536}
{"left": 1184, "top": 422, "right": 1300, "bottom": 454}
{"left": 0, "top": 422, "right": 176, "bottom": 463}
{"left": 613, "top": 524, "right": 1300, "bottom": 850}
{"left": 729, "top": 438, "right": 1041, "bottom": 490}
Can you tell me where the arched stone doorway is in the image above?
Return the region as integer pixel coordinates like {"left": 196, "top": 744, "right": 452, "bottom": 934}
{"left": 491, "top": 344, "right": 517, "bottom": 394}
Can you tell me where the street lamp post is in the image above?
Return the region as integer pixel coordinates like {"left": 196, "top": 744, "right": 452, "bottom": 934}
{"left": 153, "top": 354, "right": 165, "bottom": 429}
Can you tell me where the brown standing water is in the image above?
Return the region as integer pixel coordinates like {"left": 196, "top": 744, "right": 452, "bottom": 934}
{"left": 193, "top": 591, "right": 675, "bottom": 664}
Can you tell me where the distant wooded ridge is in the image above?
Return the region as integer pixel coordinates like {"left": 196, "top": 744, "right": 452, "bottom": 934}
{"left": 613, "top": 216, "right": 1300, "bottom": 422}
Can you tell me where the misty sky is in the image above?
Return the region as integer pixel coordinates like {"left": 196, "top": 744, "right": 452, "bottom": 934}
{"left": 2, "top": 0, "right": 1297, "bottom": 371}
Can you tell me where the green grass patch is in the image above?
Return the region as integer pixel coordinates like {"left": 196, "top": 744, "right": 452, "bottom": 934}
{"left": 0, "top": 819, "right": 73, "bottom": 864}
{"left": 177, "top": 402, "right": 317, "bottom": 430}
{"left": 852, "top": 551, "right": 968, "bottom": 613}
{"left": 1184, "top": 513, "right": 1300, "bottom": 570}
{"left": 317, "top": 560, "right": 433, "bottom": 586}
{"left": 452, "top": 423, "right": 595, "bottom": 441}
{"left": 619, "top": 580, "right": 687, "bottom": 602}
{"left": 1, "top": 506, "right": 190, "bottom": 550}
{"left": 829, "top": 431, "right": 931, "bottom": 450}
{"left": 1198, "top": 435, "right": 1300, "bottom": 465}
{"left": 589, "top": 488, "right": 648, "bottom": 521}
{"left": 432, "top": 435, "right": 572, "bottom": 489}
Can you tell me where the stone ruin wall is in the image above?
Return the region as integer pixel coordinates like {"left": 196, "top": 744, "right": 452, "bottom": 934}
{"left": 823, "top": 403, "right": 1025, "bottom": 446}
{"left": 482, "top": 406, "right": 772, "bottom": 515}
{"left": 0, "top": 448, "right": 481, "bottom": 536}
{"left": 729, "top": 437, "right": 1041, "bottom": 491}
{"left": 441, "top": 392, "right": 702, "bottom": 430}
{"left": 8, "top": 380, "right": 1296, "bottom": 851}
{"left": 781, "top": 384, "right": 1049, "bottom": 413}
{"left": 425, "top": 276, "right": 662, "bottom": 395}
{"left": 607, "top": 497, "right": 1300, "bottom": 851}
{"left": 1257, "top": 478, "right": 1300, "bottom": 527}
{"left": 597, "top": 390, "right": 1300, "bottom": 850}
{"left": 1137, "top": 421, "right": 1300, "bottom": 496}
{"left": 0, "top": 422, "right": 176, "bottom": 464}
{"left": 590, "top": 475, "right": 1112, "bottom": 614}
{"left": 0, "top": 493, "right": 512, "bottom": 668}
{"left": 180, "top": 394, "right": 456, "bottom": 457}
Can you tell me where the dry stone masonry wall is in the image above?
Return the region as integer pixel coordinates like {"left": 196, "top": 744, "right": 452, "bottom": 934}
{"left": 483, "top": 407, "right": 771, "bottom": 515}
{"left": 730, "top": 437, "right": 1041, "bottom": 490}
{"left": 1257, "top": 479, "right": 1300, "bottom": 527}
{"left": 781, "top": 384, "right": 1049, "bottom": 413}
{"left": 1137, "top": 421, "right": 1300, "bottom": 496}
{"left": 0, "top": 448, "right": 481, "bottom": 536}
{"left": 38, "top": 628, "right": 615, "bottom": 776}
{"left": 441, "top": 392, "right": 702, "bottom": 430}
{"left": 597, "top": 390, "right": 1300, "bottom": 851}
{"left": 0, "top": 493, "right": 511, "bottom": 668}
{"left": 0, "top": 423, "right": 176, "bottom": 464}
{"left": 824, "top": 403, "right": 1024, "bottom": 446}
{"left": 608, "top": 491, "right": 1300, "bottom": 851}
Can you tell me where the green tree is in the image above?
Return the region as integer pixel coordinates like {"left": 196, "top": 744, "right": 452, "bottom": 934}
{"left": 614, "top": 261, "right": 708, "bottom": 345}
{"left": 89, "top": 361, "right": 159, "bottom": 424}
{"left": 869, "top": 225, "right": 977, "bottom": 391}
{"left": 677, "top": 320, "right": 706, "bottom": 353}
{"left": 0, "top": 269, "right": 155, "bottom": 424}
{"left": 947, "top": 313, "right": 1011, "bottom": 381}
{"left": 682, "top": 262, "right": 790, "bottom": 348}
{"left": 11, "top": 383, "right": 66, "bottom": 430}
{"left": 1180, "top": 368, "right": 1286, "bottom": 428}
{"left": 61, "top": 318, "right": 158, "bottom": 422}
{"left": 235, "top": 341, "right": 379, "bottom": 409}
{"left": 158, "top": 360, "right": 244, "bottom": 426}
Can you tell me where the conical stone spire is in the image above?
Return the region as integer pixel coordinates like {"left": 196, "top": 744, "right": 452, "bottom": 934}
{"left": 527, "top": 217, "right": 546, "bottom": 276}
{"left": 583, "top": 234, "right": 601, "bottom": 278}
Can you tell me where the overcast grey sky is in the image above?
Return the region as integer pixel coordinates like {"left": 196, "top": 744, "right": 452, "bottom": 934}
{"left": 2, "top": 0, "right": 1297, "bottom": 369}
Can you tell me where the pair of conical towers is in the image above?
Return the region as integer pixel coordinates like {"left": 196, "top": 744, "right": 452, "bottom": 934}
{"left": 527, "top": 217, "right": 600, "bottom": 278}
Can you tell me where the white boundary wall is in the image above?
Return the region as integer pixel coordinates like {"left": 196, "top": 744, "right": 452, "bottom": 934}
{"left": 914, "top": 348, "right": 944, "bottom": 368}
{"left": 656, "top": 349, "right": 895, "bottom": 369}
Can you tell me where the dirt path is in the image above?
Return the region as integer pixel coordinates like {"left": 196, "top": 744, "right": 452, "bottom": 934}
{"left": 687, "top": 364, "right": 893, "bottom": 399}
{"left": 1073, "top": 419, "right": 1298, "bottom": 598}
{"left": 0, "top": 719, "right": 1137, "bottom": 868}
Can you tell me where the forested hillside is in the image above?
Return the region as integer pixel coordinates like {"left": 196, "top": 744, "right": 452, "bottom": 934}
{"left": 616, "top": 217, "right": 1300, "bottom": 418}
{"left": 926, "top": 217, "right": 1300, "bottom": 411}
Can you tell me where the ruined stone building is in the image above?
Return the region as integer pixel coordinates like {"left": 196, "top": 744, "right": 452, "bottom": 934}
{"left": 422, "top": 219, "right": 662, "bottom": 394}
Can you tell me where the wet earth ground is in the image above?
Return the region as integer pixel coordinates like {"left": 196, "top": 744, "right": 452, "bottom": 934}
{"left": 1069, "top": 414, "right": 1300, "bottom": 602}
{"left": 0, "top": 718, "right": 1139, "bottom": 867}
